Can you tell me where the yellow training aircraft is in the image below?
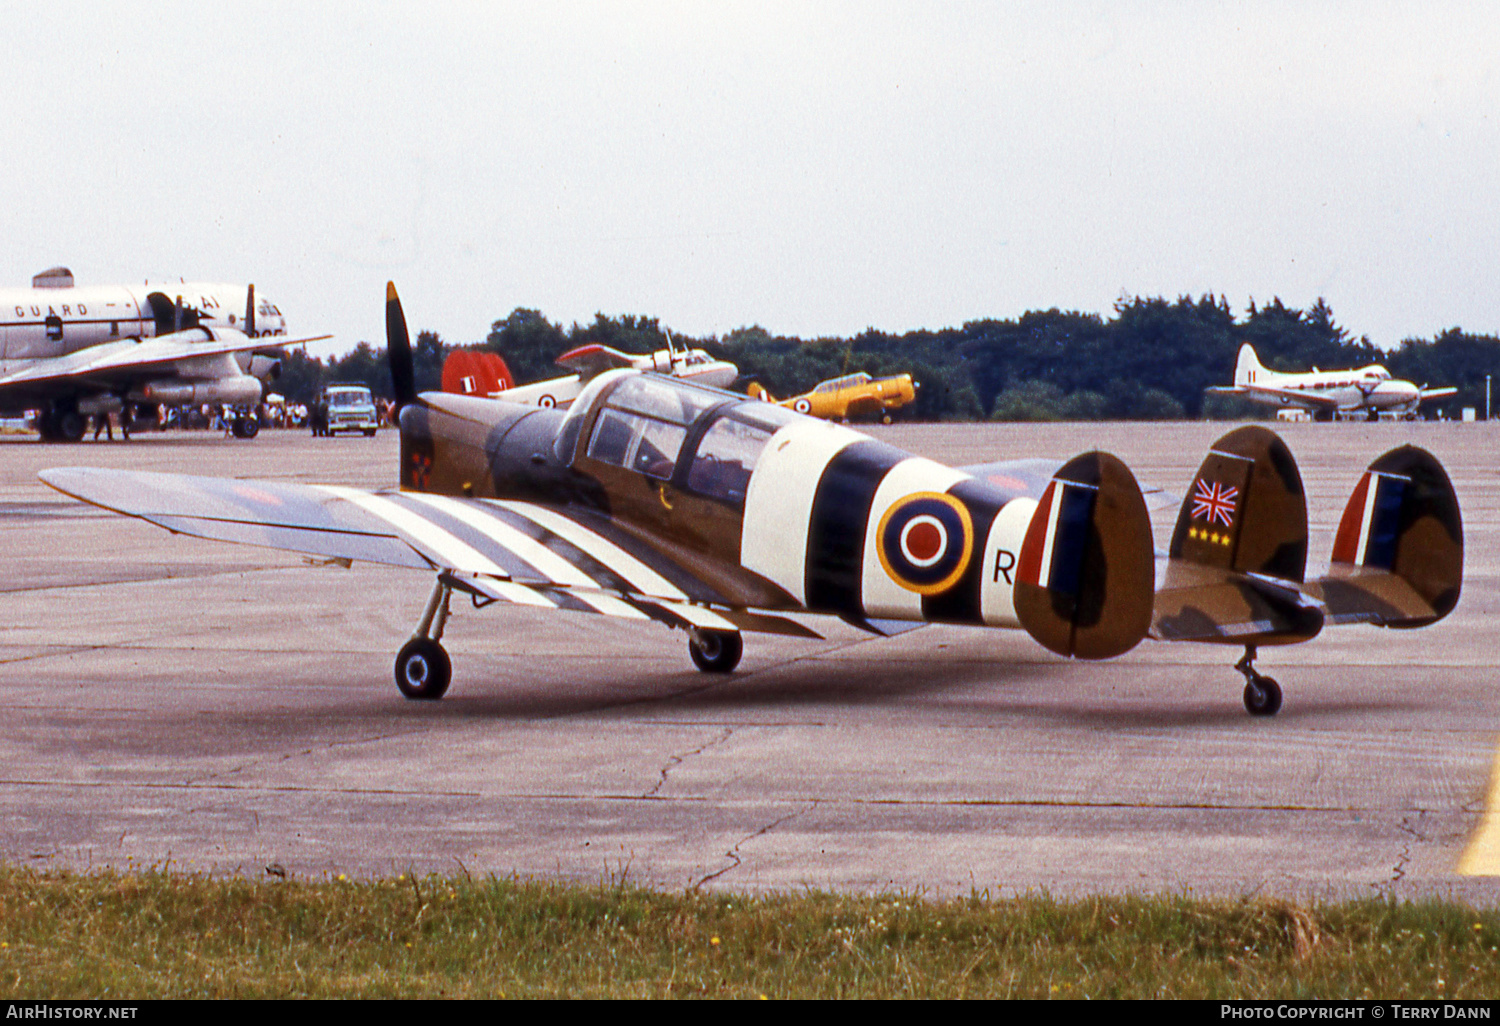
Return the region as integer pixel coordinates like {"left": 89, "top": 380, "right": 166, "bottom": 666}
{"left": 748, "top": 371, "right": 916, "bottom": 423}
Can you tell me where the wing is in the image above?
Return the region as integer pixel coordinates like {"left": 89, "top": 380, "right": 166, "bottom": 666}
{"left": 1235, "top": 382, "right": 1340, "bottom": 409}
{"left": 554, "top": 344, "right": 640, "bottom": 379}
{"left": 1419, "top": 386, "right": 1458, "bottom": 402}
{"left": 0, "top": 328, "right": 331, "bottom": 391}
{"left": 39, "top": 467, "right": 821, "bottom": 639}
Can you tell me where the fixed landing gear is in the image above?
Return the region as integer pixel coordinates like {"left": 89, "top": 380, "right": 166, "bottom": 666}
{"left": 1235, "top": 645, "right": 1283, "bottom": 717}
{"left": 688, "top": 628, "right": 742, "bottom": 673}
{"left": 395, "top": 577, "right": 453, "bottom": 699}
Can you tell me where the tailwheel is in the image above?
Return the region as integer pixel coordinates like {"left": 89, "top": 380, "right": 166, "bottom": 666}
{"left": 1235, "top": 645, "right": 1283, "bottom": 717}
{"left": 1242, "top": 675, "right": 1282, "bottom": 716}
{"left": 395, "top": 637, "right": 451, "bottom": 700}
{"left": 688, "top": 629, "right": 743, "bottom": 673}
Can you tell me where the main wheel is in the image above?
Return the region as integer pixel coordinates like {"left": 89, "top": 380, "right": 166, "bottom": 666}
{"left": 395, "top": 637, "right": 452, "bottom": 699}
{"left": 55, "top": 410, "right": 86, "bottom": 442}
{"left": 688, "top": 630, "right": 743, "bottom": 673}
{"left": 1243, "top": 675, "right": 1283, "bottom": 716}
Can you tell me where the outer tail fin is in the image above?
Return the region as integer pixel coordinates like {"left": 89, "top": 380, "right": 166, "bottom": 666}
{"left": 1153, "top": 426, "right": 1323, "bottom": 645}
{"left": 1310, "top": 446, "right": 1463, "bottom": 627}
{"left": 746, "top": 380, "right": 777, "bottom": 402}
{"left": 1235, "top": 343, "right": 1266, "bottom": 387}
{"left": 1013, "top": 451, "right": 1155, "bottom": 660}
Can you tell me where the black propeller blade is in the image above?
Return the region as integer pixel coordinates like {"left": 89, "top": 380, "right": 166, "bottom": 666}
{"left": 387, "top": 281, "right": 416, "bottom": 414}
{"left": 244, "top": 284, "right": 256, "bottom": 337}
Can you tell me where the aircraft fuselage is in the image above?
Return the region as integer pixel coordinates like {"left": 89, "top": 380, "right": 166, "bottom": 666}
{"left": 0, "top": 281, "right": 287, "bottom": 369}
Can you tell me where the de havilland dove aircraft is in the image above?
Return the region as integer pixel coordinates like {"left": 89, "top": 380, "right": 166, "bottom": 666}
{"left": 39, "top": 286, "right": 1463, "bottom": 716}
{"left": 1209, "top": 343, "right": 1458, "bottom": 421}
{"left": 0, "top": 267, "right": 329, "bottom": 440}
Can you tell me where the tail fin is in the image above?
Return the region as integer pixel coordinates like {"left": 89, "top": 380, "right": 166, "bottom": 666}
{"left": 746, "top": 380, "right": 777, "bottom": 402}
{"left": 1153, "top": 426, "right": 1323, "bottom": 645}
{"left": 1013, "top": 451, "right": 1155, "bottom": 660}
{"left": 441, "top": 350, "right": 515, "bottom": 396}
{"left": 1235, "top": 343, "right": 1265, "bottom": 387}
{"left": 1313, "top": 446, "right": 1463, "bottom": 627}
{"left": 1168, "top": 425, "right": 1308, "bottom": 582}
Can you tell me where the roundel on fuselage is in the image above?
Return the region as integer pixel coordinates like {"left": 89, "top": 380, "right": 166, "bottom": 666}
{"left": 875, "top": 491, "right": 974, "bottom": 595}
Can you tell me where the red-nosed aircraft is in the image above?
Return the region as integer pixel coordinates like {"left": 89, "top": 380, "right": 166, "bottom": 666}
{"left": 39, "top": 286, "right": 1463, "bottom": 716}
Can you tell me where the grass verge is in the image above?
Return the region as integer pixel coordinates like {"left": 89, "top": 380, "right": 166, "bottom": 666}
{"left": 1, "top": 864, "right": 1497, "bottom": 998}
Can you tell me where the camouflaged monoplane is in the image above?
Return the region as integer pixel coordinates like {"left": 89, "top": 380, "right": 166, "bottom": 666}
{"left": 39, "top": 286, "right": 1463, "bottom": 716}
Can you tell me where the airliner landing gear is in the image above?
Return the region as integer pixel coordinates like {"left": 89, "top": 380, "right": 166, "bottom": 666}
{"left": 688, "top": 628, "right": 743, "bottom": 673}
{"left": 396, "top": 577, "right": 453, "bottom": 699}
{"left": 38, "top": 402, "right": 85, "bottom": 442}
{"left": 1235, "top": 645, "right": 1282, "bottom": 717}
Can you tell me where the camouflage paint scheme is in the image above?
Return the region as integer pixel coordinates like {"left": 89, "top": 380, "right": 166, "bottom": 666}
{"left": 36, "top": 289, "right": 1464, "bottom": 716}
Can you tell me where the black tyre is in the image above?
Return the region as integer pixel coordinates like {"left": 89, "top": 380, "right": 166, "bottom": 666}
{"left": 1243, "top": 675, "right": 1283, "bottom": 717}
{"left": 688, "top": 630, "right": 743, "bottom": 673}
{"left": 56, "top": 411, "right": 86, "bottom": 442}
{"left": 395, "top": 637, "right": 452, "bottom": 700}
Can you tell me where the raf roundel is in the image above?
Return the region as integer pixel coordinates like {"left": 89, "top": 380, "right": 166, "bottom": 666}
{"left": 875, "top": 491, "right": 974, "bottom": 596}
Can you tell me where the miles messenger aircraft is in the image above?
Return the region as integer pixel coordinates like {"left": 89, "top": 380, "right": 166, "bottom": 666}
{"left": 40, "top": 286, "right": 1463, "bottom": 716}
{"left": 1209, "top": 342, "right": 1458, "bottom": 421}
{"left": 0, "top": 267, "right": 329, "bottom": 440}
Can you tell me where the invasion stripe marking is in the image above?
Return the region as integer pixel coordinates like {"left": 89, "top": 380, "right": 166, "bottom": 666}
{"left": 491, "top": 500, "right": 687, "bottom": 601}
{"left": 381, "top": 495, "right": 547, "bottom": 581}
{"left": 475, "top": 580, "right": 557, "bottom": 608}
{"left": 317, "top": 487, "right": 509, "bottom": 576}
{"left": 401, "top": 492, "right": 596, "bottom": 588}
{"left": 805, "top": 440, "right": 907, "bottom": 615}
{"left": 465, "top": 502, "right": 635, "bottom": 594}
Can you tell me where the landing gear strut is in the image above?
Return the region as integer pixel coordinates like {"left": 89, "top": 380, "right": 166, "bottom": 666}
{"left": 395, "top": 577, "right": 453, "bottom": 699}
{"left": 688, "top": 628, "right": 743, "bottom": 673}
{"left": 1235, "top": 645, "right": 1282, "bottom": 716}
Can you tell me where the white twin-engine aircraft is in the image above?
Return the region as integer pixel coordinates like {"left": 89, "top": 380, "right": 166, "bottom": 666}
{"left": 1209, "top": 343, "right": 1457, "bottom": 421}
{"left": 0, "top": 267, "right": 329, "bottom": 440}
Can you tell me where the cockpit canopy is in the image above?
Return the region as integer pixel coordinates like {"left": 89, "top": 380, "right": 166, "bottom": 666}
{"left": 555, "top": 370, "right": 802, "bottom": 509}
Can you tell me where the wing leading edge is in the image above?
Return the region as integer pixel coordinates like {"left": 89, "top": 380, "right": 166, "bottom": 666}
{"left": 39, "top": 467, "right": 820, "bottom": 639}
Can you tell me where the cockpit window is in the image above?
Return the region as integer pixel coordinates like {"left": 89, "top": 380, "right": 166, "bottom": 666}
{"left": 587, "top": 408, "right": 686, "bottom": 480}
{"left": 686, "top": 416, "right": 774, "bottom": 505}
{"left": 604, "top": 374, "right": 723, "bottom": 426}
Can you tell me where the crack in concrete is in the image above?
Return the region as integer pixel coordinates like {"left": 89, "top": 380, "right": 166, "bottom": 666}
{"left": 691, "top": 804, "right": 811, "bottom": 891}
{"left": 645, "top": 728, "right": 733, "bottom": 798}
{"left": 1392, "top": 811, "right": 1429, "bottom": 883}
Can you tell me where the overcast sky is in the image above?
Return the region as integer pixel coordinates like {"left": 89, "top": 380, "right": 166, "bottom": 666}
{"left": 3, "top": 2, "right": 1497, "bottom": 357}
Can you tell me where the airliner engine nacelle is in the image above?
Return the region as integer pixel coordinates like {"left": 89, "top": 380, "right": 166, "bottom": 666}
{"left": 130, "top": 376, "right": 263, "bottom": 407}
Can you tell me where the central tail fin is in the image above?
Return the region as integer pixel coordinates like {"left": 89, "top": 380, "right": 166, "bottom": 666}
{"left": 1153, "top": 426, "right": 1323, "bottom": 645}
{"left": 1309, "top": 445, "right": 1463, "bottom": 627}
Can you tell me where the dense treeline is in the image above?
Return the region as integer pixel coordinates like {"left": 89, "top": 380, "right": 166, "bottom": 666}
{"left": 274, "top": 295, "right": 1499, "bottom": 421}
